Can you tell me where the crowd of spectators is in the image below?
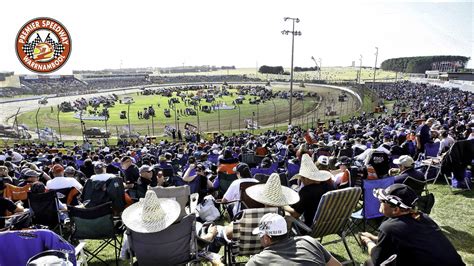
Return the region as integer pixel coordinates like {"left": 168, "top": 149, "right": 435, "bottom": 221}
{"left": 0, "top": 80, "right": 471, "bottom": 265}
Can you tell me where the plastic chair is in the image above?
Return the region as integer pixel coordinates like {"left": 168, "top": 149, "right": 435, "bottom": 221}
{"left": 127, "top": 214, "right": 200, "bottom": 265}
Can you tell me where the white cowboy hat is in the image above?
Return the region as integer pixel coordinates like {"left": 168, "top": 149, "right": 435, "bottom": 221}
{"left": 246, "top": 173, "right": 300, "bottom": 207}
{"left": 291, "top": 154, "right": 333, "bottom": 181}
{"left": 122, "top": 190, "right": 181, "bottom": 233}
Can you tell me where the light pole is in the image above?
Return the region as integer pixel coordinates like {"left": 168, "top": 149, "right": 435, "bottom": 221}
{"left": 358, "top": 54, "right": 363, "bottom": 84}
{"left": 271, "top": 100, "right": 276, "bottom": 130}
{"left": 282, "top": 17, "right": 301, "bottom": 126}
{"left": 311, "top": 56, "right": 320, "bottom": 81}
{"left": 319, "top": 58, "right": 322, "bottom": 80}
{"left": 234, "top": 103, "right": 241, "bottom": 132}
{"left": 195, "top": 104, "right": 200, "bottom": 132}
{"left": 373, "top": 47, "right": 379, "bottom": 89}
{"left": 217, "top": 101, "right": 221, "bottom": 133}
{"left": 35, "top": 107, "right": 41, "bottom": 140}
{"left": 256, "top": 101, "right": 260, "bottom": 128}
{"left": 56, "top": 106, "right": 62, "bottom": 141}
{"left": 127, "top": 103, "right": 132, "bottom": 136}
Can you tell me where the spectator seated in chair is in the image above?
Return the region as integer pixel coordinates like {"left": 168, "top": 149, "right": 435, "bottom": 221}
{"left": 389, "top": 155, "right": 424, "bottom": 184}
{"left": 246, "top": 213, "right": 341, "bottom": 266}
{"left": 219, "top": 163, "right": 258, "bottom": 219}
{"left": 285, "top": 154, "right": 334, "bottom": 227}
{"left": 360, "top": 184, "right": 464, "bottom": 266}
{"left": 46, "top": 164, "right": 83, "bottom": 192}
{"left": 0, "top": 196, "right": 24, "bottom": 230}
{"left": 332, "top": 156, "right": 351, "bottom": 189}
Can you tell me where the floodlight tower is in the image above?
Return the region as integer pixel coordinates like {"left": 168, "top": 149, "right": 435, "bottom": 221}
{"left": 282, "top": 17, "right": 301, "bottom": 126}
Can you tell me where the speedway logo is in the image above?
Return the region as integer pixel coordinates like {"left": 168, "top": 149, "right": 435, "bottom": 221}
{"left": 16, "top": 17, "right": 71, "bottom": 73}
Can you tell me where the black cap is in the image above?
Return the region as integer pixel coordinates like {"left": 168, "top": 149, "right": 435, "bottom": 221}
{"left": 233, "top": 163, "right": 249, "bottom": 173}
{"left": 335, "top": 156, "right": 351, "bottom": 167}
{"left": 374, "top": 184, "right": 419, "bottom": 210}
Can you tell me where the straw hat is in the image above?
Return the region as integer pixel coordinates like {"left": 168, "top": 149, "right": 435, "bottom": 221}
{"left": 122, "top": 190, "right": 180, "bottom": 233}
{"left": 291, "top": 154, "right": 333, "bottom": 181}
{"left": 246, "top": 173, "right": 300, "bottom": 207}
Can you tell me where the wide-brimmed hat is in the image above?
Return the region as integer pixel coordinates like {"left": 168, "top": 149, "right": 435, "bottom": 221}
{"left": 291, "top": 154, "right": 333, "bottom": 181}
{"left": 246, "top": 173, "right": 299, "bottom": 207}
{"left": 122, "top": 190, "right": 180, "bottom": 233}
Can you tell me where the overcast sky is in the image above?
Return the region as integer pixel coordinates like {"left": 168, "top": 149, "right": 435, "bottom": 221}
{"left": 1, "top": 0, "right": 472, "bottom": 74}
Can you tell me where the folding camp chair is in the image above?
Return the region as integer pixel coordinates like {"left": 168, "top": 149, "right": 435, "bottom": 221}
{"left": 149, "top": 185, "right": 192, "bottom": 219}
{"left": 368, "top": 151, "right": 390, "bottom": 178}
{"left": 68, "top": 202, "right": 121, "bottom": 266}
{"left": 293, "top": 187, "right": 362, "bottom": 265}
{"left": 216, "top": 172, "right": 238, "bottom": 198}
{"left": 207, "top": 154, "right": 219, "bottom": 165}
{"left": 52, "top": 187, "right": 81, "bottom": 206}
{"left": 351, "top": 177, "right": 394, "bottom": 232}
{"left": 224, "top": 207, "right": 281, "bottom": 265}
{"left": 418, "top": 142, "right": 440, "bottom": 161}
{"left": 253, "top": 173, "right": 289, "bottom": 187}
{"left": 250, "top": 163, "right": 278, "bottom": 177}
{"left": 127, "top": 214, "right": 200, "bottom": 265}
{"left": 3, "top": 183, "right": 31, "bottom": 206}
{"left": 239, "top": 182, "right": 264, "bottom": 209}
{"left": 241, "top": 152, "right": 257, "bottom": 167}
{"left": 403, "top": 177, "right": 435, "bottom": 214}
{"left": 28, "top": 191, "right": 64, "bottom": 236}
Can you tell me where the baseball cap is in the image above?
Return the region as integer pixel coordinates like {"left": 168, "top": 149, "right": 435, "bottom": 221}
{"left": 393, "top": 155, "right": 414, "bottom": 168}
{"left": 233, "top": 163, "right": 250, "bottom": 173}
{"left": 139, "top": 165, "right": 153, "bottom": 173}
{"left": 93, "top": 161, "right": 106, "bottom": 170}
{"left": 104, "top": 154, "right": 114, "bottom": 164}
{"left": 317, "top": 156, "right": 329, "bottom": 166}
{"left": 52, "top": 164, "right": 64, "bottom": 175}
{"left": 24, "top": 169, "right": 40, "bottom": 178}
{"left": 335, "top": 156, "right": 351, "bottom": 167}
{"left": 252, "top": 213, "right": 287, "bottom": 237}
{"left": 373, "top": 184, "right": 419, "bottom": 210}
{"left": 64, "top": 166, "right": 76, "bottom": 175}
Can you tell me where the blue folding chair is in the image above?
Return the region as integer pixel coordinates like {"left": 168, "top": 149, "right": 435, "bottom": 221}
{"left": 351, "top": 176, "right": 395, "bottom": 232}
{"left": 250, "top": 163, "right": 278, "bottom": 177}
{"left": 286, "top": 162, "right": 300, "bottom": 180}
{"left": 207, "top": 154, "right": 219, "bottom": 165}
{"left": 418, "top": 142, "right": 440, "bottom": 161}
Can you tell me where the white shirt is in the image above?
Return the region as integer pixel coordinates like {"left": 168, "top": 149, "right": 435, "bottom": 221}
{"left": 439, "top": 135, "right": 455, "bottom": 154}
{"left": 9, "top": 151, "right": 23, "bottom": 163}
{"left": 223, "top": 178, "right": 259, "bottom": 215}
{"left": 90, "top": 173, "right": 115, "bottom": 182}
{"left": 46, "top": 176, "right": 83, "bottom": 191}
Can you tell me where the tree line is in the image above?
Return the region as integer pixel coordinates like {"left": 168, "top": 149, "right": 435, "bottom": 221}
{"left": 380, "top": 56, "right": 470, "bottom": 73}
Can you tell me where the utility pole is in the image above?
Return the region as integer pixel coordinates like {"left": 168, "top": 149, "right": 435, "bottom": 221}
{"left": 358, "top": 54, "right": 363, "bottom": 84}
{"left": 373, "top": 47, "right": 378, "bottom": 89}
{"left": 282, "top": 17, "right": 302, "bottom": 126}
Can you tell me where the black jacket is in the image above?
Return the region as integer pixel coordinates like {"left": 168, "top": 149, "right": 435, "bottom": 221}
{"left": 81, "top": 177, "right": 126, "bottom": 212}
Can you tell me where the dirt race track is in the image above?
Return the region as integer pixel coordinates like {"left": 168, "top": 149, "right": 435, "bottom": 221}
{"left": 0, "top": 82, "right": 361, "bottom": 140}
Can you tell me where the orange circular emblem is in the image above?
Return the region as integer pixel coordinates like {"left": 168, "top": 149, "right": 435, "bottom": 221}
{"left": 16, "top": 17, "right": 71, "bottom": 73}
